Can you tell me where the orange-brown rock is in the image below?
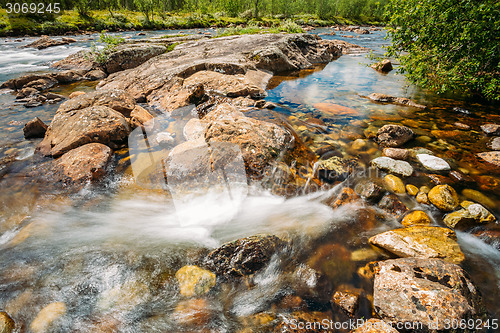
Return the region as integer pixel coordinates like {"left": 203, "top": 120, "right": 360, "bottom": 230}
{"left": 37, "top": 105, "right": 130, "bottom": 157}
{"left": 326, "top": 187, "right": 360, "bottom": 209}
{"left": 373, "top": 258, "right": 483, "bottom": 330}
{"left": 313, "top": 102, "right": 360, "bottom": 116}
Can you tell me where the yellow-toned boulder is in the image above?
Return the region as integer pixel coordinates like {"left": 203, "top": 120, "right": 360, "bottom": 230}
{"left": 384, "top": 174, "right": 405, "bottom": 194}
{"left": 401, "top": 211, "right": 431, "bottom": 227}
{"left": 175, "top": 265, "right": 216, "bottom": 297}
{"left": 428, "top": 185, "right": 459, "bottom": 211}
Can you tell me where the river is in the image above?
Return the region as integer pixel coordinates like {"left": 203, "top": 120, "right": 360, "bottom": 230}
{"left": 0, "top": 28, "right": 498, "bottom": 332}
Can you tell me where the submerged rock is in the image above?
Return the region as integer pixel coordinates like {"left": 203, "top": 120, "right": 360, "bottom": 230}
{"left": 370, "top": 59, "right": 393, "bottom": 73}
{"left": 371, "top": 156, "right": 413, "bottom": 177}
{"left": 427, "top": 185, "right": 459, "bottom": 211}
{"left": 37, "top": 105, "right": 130, "bottom": 157}
{"left": 405, "top": 184, "right": 418, "bottom": 196}
{"left": 416, "top": 153, "right": 451, "bottom": 171}
{"left": 30, "top": 302, "right": 67, "bottom": 333}
{"left": 374, "top": 258, "right": 483, "bottom": 330}
{"left": 487, "top": 137, "right": 500, "bottom": 151}
{"left": 175, "top": 265, "right": 216, "bottom": 297}
{"left": 367, "top": 93, "right": 426, "bottom": 109}
{"left": 313, "top": 102, "right": 360, "bottom": 116}
{"left": 355, "top": 181, "right": 384, "bottom": 201}
{"left": 376, "top": 124, "right": 414, "bottom": 148}
{"left": 172, "top": 298, "right": 214, "bottom": 327}
{"left": 369, "top": 226, "right": 465, "bottom": 264}
{"left": 315, "top": 156, "right": 359, "bottom": 182}
{"left": 382, "top": 147, "right": 408, "bottom": 160}
{"left": 477, "top": 151, "right": 500, "bottom": 168}
{"left": 0, "top": 312, "right": 15, "bottom": 333}
{"left": 23, "top": 117, "right": 48, "bottom": 139}
{"left": 331, "top": 290, "right": 359, "bottom": 317}
{"left": 378, "top": 193, "right": 408, "bottom": 219}
{"left": 327, "top": 187, "right": 360, "bottom": 209}
{"left": 480, "top": 123, "right": 500, "bottom": 135}
{"left": 204, "top": 235, "right": 285, "bottom": 278}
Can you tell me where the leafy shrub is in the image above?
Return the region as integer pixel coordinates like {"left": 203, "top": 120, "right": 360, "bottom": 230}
{"left": 85, "top": 32, "right": 125, "bottom": 65}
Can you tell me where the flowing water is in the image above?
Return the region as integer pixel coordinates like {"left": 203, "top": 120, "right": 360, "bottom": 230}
{"left": 0, "top": 28, "right": 499, "bottom": 332}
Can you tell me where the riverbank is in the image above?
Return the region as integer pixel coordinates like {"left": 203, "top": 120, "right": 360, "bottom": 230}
{"left": 0, "top": 9, "right": 384, "bottom": 37}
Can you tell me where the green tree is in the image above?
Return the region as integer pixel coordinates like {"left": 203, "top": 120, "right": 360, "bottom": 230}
{"left": 386, "top": 0, "right": 500, "bottom": 101}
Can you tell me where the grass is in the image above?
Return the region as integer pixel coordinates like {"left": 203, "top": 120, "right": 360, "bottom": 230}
{"left": 0, "top": 10, "right": 383, "bottom": 37}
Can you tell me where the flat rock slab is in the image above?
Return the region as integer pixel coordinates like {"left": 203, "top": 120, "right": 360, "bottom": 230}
{"left": 97, "top": 34, "right": 347, "bottom": 107}
{"left": 371, "top": 156, "right": 413, "bottom": 177}
{"left": 369, "top": 226, "right": 465, "bottom": 264}
{"left": 374, "top": 258, "right": 483, "bottom": 330}
{"left": 416, "top": 153, "right": 451, "bottom": 171}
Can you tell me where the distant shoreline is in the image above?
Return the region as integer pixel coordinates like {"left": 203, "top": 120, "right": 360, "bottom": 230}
{"left": 0, "top": 10, "right": 385, "bottom": 37}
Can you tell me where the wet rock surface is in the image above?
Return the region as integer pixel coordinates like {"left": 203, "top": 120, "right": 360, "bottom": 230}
{"left": 427, "top": 185, "right": 459, "bottom": 211}
{"left": 98, "top": 34, "right": 345, "bottom": 105}
{"left": 477, "top": 151, "right": 500, "bottom": 168}
{"left": 37, "top": 105, "right": 130, "bottom": 157}
{"left": 31, "top": 143, "right": 113, "bottom": 186}
{"left": 175, "top": 265, "right": 216, "bottom": 297}
{"left": 204, "top": 235, "right": 285, "bottom": 278}
{"left": 0, "top": 312, "right": 15, "bottom": 333}
{"left": 371, "top": 156, "right": 413, "bottom": 177}
{"left": 369, "top": 226, "right": 465, "bottom": 264}
{"left": 376, "top": 125, "right": 414, "bottom": 148}
{"left": 23, "top": 117, "right": 47, "bottom": 139}
{"left": 24, "top": 35, "right": 72, "bottom": 49}
{"left": 374, "top": 258, "right": 484, "bottom": 330}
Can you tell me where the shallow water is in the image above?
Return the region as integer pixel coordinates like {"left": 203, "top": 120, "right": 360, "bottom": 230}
{"left": 0, "top": 28, "right": 499, "bottom": 331}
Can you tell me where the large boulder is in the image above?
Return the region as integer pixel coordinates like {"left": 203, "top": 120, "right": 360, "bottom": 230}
{"left": 370, "top": 59, "right": 393, "bottom": 73}
{"left": 376, "top": 125, "right": 414, "bottom": 147}
{"left": 97, "top": 34, "right": 343, "bottom": 104}
{"left": 57, "top": 89, "right": 136, "bottom": 117}
{"left": 203, "top": 104, "right": 293, "bottom": 178}
{"left": 104, "top": 44, "right": 167, "bottom": 74}
{"left": 373, "top": 258, "right": 484, "bottom": 331}
{"left": 204, "top": 235, "right": 285, "bottom": 278}
{"left": 369, "top": 226, "right": 465, "bottom": 264}
{"left": 175, "top": 265, "right": 216, "bottom": 297}
{"left": 32, "top": 143, "right": 113, "bottom": 186}
{"left": 37, "top": 106, "right": 130, "bottom": 157}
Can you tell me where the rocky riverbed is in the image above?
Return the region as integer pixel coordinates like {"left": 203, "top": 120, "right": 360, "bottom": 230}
{"left": 0, "top": 31, "right": 499, "bottom": 332}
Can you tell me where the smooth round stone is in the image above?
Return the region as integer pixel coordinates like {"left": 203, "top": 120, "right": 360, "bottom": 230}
{"left": 384, "top": 174, "right": 406, "bottom": 194}
{"left": 406, "top": 184, "right": 419, "bottom": 196}
{"left": 401, "top": 210, "right": 432, "bottom": 227}
{"left": 382, "top": 147, "right": 409, "bottom": 160}
{"left": 428, "top": 185, "right": 459, "bottom": 211}
{"left": 416, "top": 154, "right": 451, "bottom": 171}
{"left": 371, "top": 156, "right": 414, "bottom": 177}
